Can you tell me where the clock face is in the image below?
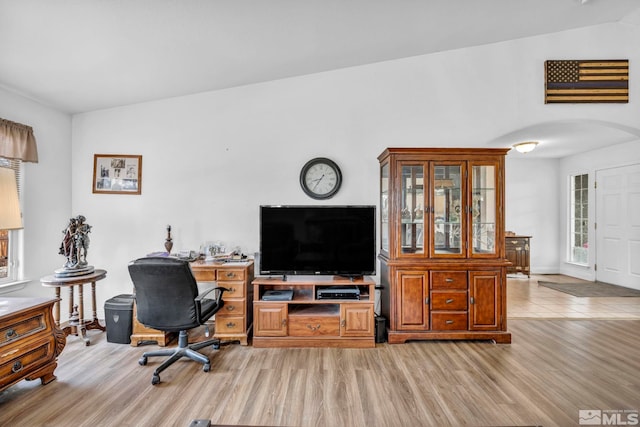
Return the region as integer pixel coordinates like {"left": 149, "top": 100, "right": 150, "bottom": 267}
{"left": 300, "top": 158, "right": 342, "bottom": 199}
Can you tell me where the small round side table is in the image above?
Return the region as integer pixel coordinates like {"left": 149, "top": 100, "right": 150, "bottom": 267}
{"left": 41, "top": 269, "right": 107, "bottom": 346}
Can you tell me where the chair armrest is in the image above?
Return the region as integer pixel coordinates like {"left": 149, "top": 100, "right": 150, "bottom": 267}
{"left": 195, "top": 287, "right": 229, "bottom": 321}
{"left": 196, "top": 286, "right": 229, "bottom": 304}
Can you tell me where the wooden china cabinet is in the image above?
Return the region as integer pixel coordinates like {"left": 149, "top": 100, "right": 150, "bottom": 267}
{"left": 378, "top": 148, "right": 511, "bottom": 344}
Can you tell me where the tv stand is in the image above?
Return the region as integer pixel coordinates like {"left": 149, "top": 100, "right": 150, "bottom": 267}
{"left": 252, "top": 276, "right": 375, "bottom": 348}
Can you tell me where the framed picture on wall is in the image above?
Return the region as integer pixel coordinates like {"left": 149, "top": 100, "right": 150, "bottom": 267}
{"left": 92, "top": 154, "right": 142, "bottom": 195}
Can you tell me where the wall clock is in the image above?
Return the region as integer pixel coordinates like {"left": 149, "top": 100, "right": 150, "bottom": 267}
{"left": 299, "top": 157, "right": 342, "bottom": 199}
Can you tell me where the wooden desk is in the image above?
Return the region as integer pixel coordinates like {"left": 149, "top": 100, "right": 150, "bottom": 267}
{"left": 0, "top": 297, "right": 66, "bottom": 392}
{"left": 505, "top": 236, "right": 531, "bottom": 277}
{"left": 130, "top": 260, "right": 254, "bottom": 346}
{"left": 40, "top": 269, "right": 107, "bottom": 346}
{"left": 191, "top": 260, "right": 254, "bottom": 346}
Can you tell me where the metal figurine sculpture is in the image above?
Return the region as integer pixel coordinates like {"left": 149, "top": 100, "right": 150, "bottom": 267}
{"left": 55, "top": 215, "right": 95, "bottom": 278}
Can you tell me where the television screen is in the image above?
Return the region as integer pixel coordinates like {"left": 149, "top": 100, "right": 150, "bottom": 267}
{"left": 259, "top": 205, "right": 376, "bottom": 277}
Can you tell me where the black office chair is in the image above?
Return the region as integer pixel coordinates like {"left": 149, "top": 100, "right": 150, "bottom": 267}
{"left": 128, "top": 257, "right": 228, "bottom": 385}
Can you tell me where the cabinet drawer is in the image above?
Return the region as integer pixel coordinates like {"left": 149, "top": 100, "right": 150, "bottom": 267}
{"left": 288, "top": 305, "right": 340, "bottom": 337}
{"left": 431, "top": 271, "right": 467, "bottom": 289}
{"left": 288, "top": 316, "right": 340, "bottom": 337}
{"left": 0, "top": 337, "right": 54, "bottom": 385}
{"left": 1, "top": 314, "right": 46, "bottom": 347}
{"left": 218, "top": 300, "right": 245, "bottom": 316}
{"left": 215, "top": 317, "right": 245, "bottom": 334}
{"left": 217, "top": 269, "right": 246, "bottom": 281}
{"left": 431, "top": 312, "right": 468, "bottom": 330}
{"left": 217, "top": 282, "right": 245, "bottom": 299}
{"left": 431, "top": 291, "right": 467, "bottom": 311}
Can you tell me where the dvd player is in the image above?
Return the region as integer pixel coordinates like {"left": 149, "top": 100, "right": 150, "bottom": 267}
{"left": 316, "top": 287, "right": 360, "bottom": 300}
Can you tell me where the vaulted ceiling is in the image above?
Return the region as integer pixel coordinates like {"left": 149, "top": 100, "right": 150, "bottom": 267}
{"left": 1, "top": 0, "right": 639, "bottom": 158}
{"left": 1, "top": 0, "right": 639, "bottom": 114}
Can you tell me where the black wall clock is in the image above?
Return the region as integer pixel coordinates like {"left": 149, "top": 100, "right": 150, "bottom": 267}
{"left": 299, "top": 157, "right": 342, "bottom": 199}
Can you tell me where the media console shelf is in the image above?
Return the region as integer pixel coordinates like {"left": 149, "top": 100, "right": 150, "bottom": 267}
{"left": 252, "top": 276, "right": 375, "bottom": 348}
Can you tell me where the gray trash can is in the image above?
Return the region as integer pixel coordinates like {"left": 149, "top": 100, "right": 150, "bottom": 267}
{"left": 104, "top": 294, "right": 134, "bottom": 344}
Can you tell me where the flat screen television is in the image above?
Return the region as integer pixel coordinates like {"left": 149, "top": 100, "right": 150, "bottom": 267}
{"left": 259, "top": 205, "right": 376, "bottom": 278}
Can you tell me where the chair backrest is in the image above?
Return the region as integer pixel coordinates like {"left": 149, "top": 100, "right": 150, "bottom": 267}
{"left": 128, "top": 257, "right": 201, "bottom": 332}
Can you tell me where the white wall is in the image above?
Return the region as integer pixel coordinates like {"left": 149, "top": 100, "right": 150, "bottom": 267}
{"left": 66, "top": 23, "right": 640, "bottom": 317}
{"left": 559, "top": 140, "right": 640, "bottom": 281}
{"left": 505, "top": 157, "right": 560, "bottom": 274}
{"left": 0, "top": 86, "right": 72, "bottom": 296}
{"left": 1, "top": 21, "right": 637, "bottom": 320}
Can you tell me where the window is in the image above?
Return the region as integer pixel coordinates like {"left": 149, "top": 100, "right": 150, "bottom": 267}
{"left": 569, "top": 173, "right": 588, "bottom": 265}
{"left": 0, "top": 157, "right": 22, "bottom": 284}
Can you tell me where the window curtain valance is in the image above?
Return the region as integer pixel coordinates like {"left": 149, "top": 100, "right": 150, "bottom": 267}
{"left": 0, "top": 118, "right": 38, "bottom": 163}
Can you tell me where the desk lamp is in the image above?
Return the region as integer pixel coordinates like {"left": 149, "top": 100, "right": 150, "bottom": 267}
{"left": 0, "top": 167, "right": 22, "bottom": 230}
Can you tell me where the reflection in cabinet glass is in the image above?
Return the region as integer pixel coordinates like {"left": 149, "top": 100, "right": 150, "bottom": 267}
{"left": 471, "top": 164, "right": 497, "bottom": 255}
{"left": 400, "top": 165, "right": 424, "bottom": 254}
{"left": 380, "top": 163, "right": 390, "bottom": 253}
{"left": 433, "top": 164, "right": 463, "bottom": 255}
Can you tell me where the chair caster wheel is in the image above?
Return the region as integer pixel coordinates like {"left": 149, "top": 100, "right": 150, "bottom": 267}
{"left": 212, "top": 342, "right": 220, "bottom": 350}
{"left": 139, "top": 357, "right": 147, "bottom": 366}
{"left": 152, "top": 374, "right": 160, "bottom": 385}
{"left": 203, "top": 363, "right": 211, "bottom": 372}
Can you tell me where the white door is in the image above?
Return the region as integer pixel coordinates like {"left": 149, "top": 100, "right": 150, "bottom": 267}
{"left": 595, "top": 163, "right": 640, "bottom": 289}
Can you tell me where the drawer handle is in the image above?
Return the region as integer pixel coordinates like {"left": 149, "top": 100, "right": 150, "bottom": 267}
{"left": 226, "top": 306, "right": 235, "bottom": 311}
{"left": 225, "top": 322, "right": 236, "bottom": 328}
{"left": 306, "top": 324, "right": 321, "bottom": 332}
{"left": 225, "top": 272, "right": 235, "bottom": 278}
{"left": 281, "top": 319, "right": 287, "bottom": 327}
{"left": 445, "top": 298, "right": 454, "bottom": 304}
{"left": 445, "top": 320, "right": 454, "bottom": 325}
{"left": 5, "top": 328, "right": 17, "bottom": 340}
{"left": 227, "top": 287, "right": 236, "bottom": 293}
{"left": 340, "top": 320, "right": 346, "bottom": 328}
{"left": 445, "top": 278, "right": 454, "bottom": 283}
{"left": 12, "top": 361, "right": 23, "bottom": 373}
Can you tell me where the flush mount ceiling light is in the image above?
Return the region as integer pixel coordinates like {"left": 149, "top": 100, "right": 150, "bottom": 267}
{"left": 513, "top": 141, "right": 539, "bottom": 154}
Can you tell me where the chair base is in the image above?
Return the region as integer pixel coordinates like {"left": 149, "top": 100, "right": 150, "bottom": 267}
{"left": 138, "top": 329, "right": 222, "bottom": 385}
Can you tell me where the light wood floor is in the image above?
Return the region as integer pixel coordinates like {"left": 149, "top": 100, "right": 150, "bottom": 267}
{"left": 1, "top": 276, "right": 639, "bottom": 427}
{"left": 508, "top": 274, "right": 640, "bottom": 319}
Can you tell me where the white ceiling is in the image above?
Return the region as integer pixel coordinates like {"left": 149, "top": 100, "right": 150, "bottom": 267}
{"left": 1, "top": 0, "right": 640, "bottom": 157}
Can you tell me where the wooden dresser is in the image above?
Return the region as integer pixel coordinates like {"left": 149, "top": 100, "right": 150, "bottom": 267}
{"left": 0, "top": 297, "right": 66, "bottom": 392}
{"left": 190, "top": 260, "right": 254, "bottom": 345}
{"left": 505, "top": 235, "right": 531, "bottom": 277}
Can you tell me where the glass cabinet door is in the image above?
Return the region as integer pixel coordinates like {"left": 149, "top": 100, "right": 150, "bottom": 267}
{"left": 470, "top": 163, "right": 497, "bottom": 256}
{"left": 431, "top": 163, "right": 464, "bottom": 256}
{"left": 380, "top": 163, "right": 390, "bottom": 254}
{"left": 399, "top": 164, "right": 425, "bottom": 255}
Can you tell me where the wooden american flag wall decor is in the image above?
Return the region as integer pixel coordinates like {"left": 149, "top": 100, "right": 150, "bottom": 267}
{"left": 544, "top": 59, "right": 629, "bottom": 103}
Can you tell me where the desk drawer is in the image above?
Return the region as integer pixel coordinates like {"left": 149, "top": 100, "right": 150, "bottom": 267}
{"left": 217, "top": 269, "right": 246, "bottom": 281}
{"left": 431, "top": 312, "right": 468, "bottom": 330}
{"left": 431, "top": 271, "right": 467, "bottom": 290}
{"left": 217, "top": 282, "right": 245, "bottom": 299}
{"left": 192, "top": 269, "right": 216, "bottom": 282}
{"left": 431, "top": 291, "right": 467, "bottom": 311}
{"left": 219, "top": 300, "right": 245, "bottom": 316}
{"left": 506, "top": 238, "right": 528, "bottom": 248}
{"left": 215, "top": 316, "right": 245, "bottom": 334}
